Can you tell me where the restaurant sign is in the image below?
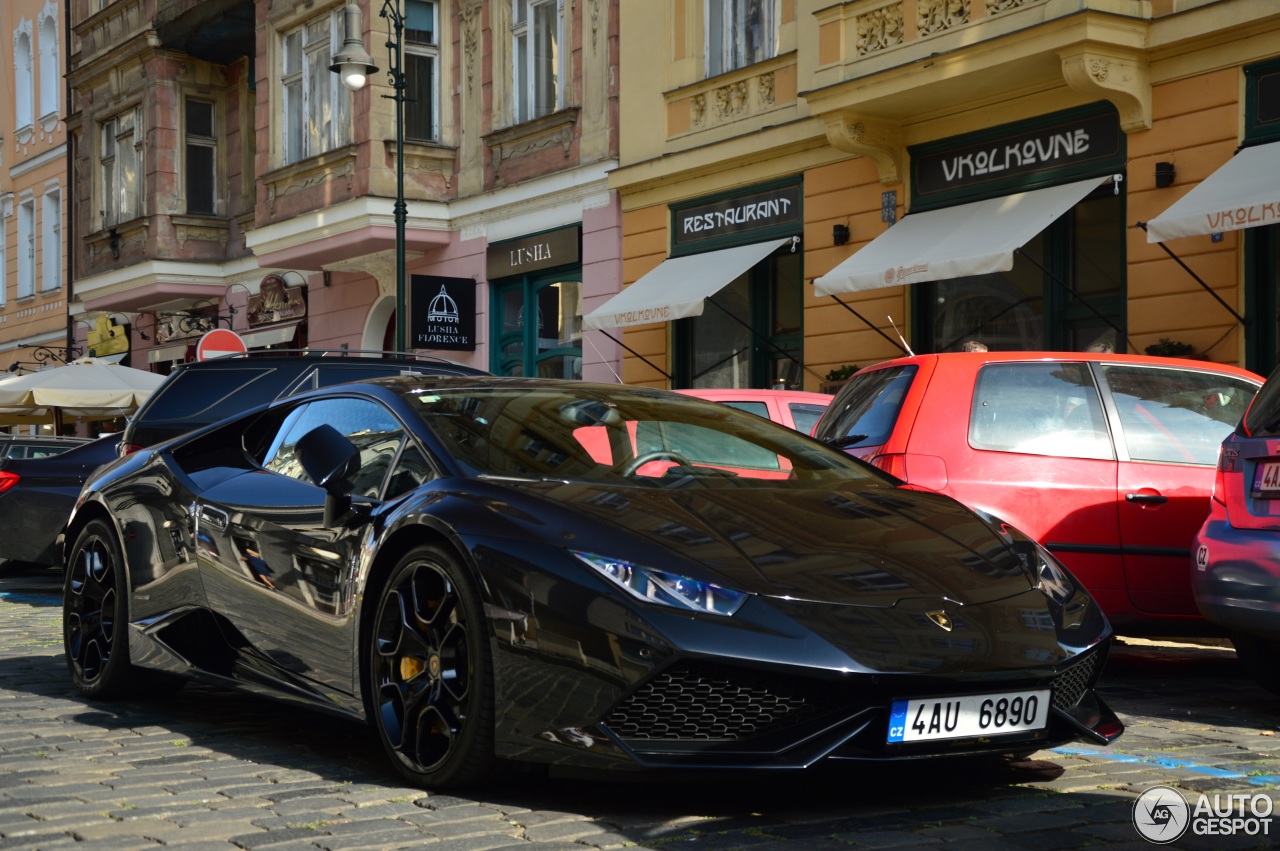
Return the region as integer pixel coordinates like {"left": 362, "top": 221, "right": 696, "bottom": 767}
{"left": 914, "top": 109, "right": 1122, "bottom": 201}
{"left": 673, "top": 182, "right": 803, "bottom": 249}
{"left": 248, "top": 275, "right": 307, "bottom": 327}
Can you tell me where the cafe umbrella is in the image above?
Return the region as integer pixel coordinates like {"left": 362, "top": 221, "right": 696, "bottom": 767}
{"left": 0, "top": 357, "right": 166, "bottom": 431}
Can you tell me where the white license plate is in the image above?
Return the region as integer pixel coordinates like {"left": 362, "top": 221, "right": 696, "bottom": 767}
{"left": 1253, "top": 461, "right": 1280, "bottom": 496}
{"left": 886, "top": 689, "right": 1050, "bottom": 744}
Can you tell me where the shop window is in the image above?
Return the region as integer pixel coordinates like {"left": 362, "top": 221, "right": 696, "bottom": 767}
{"left": 281, "top": 10, "right": 350, "bottom": 165}
{"left": 919, "top": 185, "right": 1125, "bottom": 353}
{"left": 493, "top": 274, "right": 583, "bottom": 379}
{"left": 100, "top": 107, "right": 142, "bottom": 229}
{"left": 706, "top": 0, "right": 776, "bottom": 78}
{"left": 17, "top": 198, "right": 35, "bottom": 299}
{"left": 1243, "top": 58, "right": 1280, "bottom": 375}
{"left": 405, "top": 0, "right": 439, "bottom": 142}
{"left": 675, "top": 245, "right": 803, "bottom": 389}
{"left": 512, "top": 0, "right": 563, "bottom": 123}
{"left": 41, "top": 188, "right": 60, "bottom": 292}
{"left": 185, "top": 100, "right": 217, "bottom": 215}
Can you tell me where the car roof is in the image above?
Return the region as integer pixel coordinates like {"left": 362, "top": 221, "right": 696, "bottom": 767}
{"left": 678, "top": 388, "right": 834, "bottom": 403}
{"left": 857, "top": 351, "right": 1264, "bottom": 382}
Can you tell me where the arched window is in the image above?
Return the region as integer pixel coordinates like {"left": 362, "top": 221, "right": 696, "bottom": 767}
{"left": 14, "top": 26, "right": 34, "bottom": 130}
{"left": 38, "top": 8, "right": 59, "bottom": 120}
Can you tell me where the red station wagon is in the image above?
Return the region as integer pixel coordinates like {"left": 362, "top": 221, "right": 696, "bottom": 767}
{"left": 811, "top": 352, "right": 1263, "bottom": 634}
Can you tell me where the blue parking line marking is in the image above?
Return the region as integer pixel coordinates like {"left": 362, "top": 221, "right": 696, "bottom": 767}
{"left": 0, "top": 591, "right": 60, "bottom": 605}
{"left": 1052, "top": 745, "right": 1280, "bottom": 786}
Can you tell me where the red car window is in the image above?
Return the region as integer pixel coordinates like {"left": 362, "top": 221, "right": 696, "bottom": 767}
{"left": 968, "top": 362, "right": 1112, "bottom": 461}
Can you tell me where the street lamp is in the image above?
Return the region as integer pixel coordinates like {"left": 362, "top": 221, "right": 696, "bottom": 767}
{"left": 330, "top": 0, "right": 408, "bottom": 352}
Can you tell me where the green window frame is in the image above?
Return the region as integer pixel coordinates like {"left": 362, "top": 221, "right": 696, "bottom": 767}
{"left": 491, "top": 270, "right": 583, "bottom": 378}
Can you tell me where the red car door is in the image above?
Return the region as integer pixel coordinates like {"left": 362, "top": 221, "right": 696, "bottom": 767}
{"left": 1101, "top": 363, "right": 1260, "bottom": 615}
{"left": 911, "top": 360, "right": 1124, "bottom": 615}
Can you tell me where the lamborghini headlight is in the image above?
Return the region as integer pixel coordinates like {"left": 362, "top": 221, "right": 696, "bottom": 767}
{"left": 1034, "top": 545, "right": 1077, "bottom": 606}
{"left": 573, "top": 551, "right": 748, "bottom": 616}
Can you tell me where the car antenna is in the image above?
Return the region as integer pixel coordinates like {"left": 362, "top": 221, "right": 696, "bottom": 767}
{"left": 887, "top": 316, "right": 915, "bottom": 356}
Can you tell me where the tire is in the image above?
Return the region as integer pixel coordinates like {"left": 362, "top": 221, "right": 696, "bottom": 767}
{"left": 366, "top": 544, "right": 495, "bottom": 788}
{"left": 63, "top": 519, "right": 139, "bottom": 699}
{"left": 1231, "top": 633, "right": 1280, "bottom": 696}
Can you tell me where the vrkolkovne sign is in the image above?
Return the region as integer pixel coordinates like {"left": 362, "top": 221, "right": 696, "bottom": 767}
{"left": 914, "top": 110, "right": 1121, "bottom": 200}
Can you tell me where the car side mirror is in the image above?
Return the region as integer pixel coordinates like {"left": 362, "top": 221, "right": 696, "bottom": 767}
{"left": 296, "top": 424, "right": 362, "bottom": 527}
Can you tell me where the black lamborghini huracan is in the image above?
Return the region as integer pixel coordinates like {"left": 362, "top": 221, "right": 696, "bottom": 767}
{"left": 62, "top": 375, "right": 1122, "bottom": 788}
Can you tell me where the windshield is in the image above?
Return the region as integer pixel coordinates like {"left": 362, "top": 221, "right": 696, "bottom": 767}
{"left": 400, "top": 385, "right": 875, "bottom": 488}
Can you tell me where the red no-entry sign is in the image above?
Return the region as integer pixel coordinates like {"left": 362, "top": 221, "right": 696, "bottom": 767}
{"left": 196, "top": 329, "right": 248, "bottom": 361}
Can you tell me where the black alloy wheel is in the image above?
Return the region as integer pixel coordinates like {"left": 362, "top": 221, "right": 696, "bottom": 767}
{"left": 64, "top": 518, "right": 137, "bottom": 698}
{"left": 368, "top": 544, "right": 494, "bottom": 788}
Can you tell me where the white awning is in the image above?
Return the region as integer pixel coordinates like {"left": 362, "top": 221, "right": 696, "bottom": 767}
{"left": 813, "top": 177, "right": 1112, "bottom": 297}
{"left": 241, "top": 322, "right": 300, "bottom": 348}
{"left": 1145, "top": 142, "right": 1280, "bottom": 242}
{"left": 583, "top": 237, "right": 792, "bottom": 331}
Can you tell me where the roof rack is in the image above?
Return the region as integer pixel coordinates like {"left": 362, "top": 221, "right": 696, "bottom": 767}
{"left": 183, "top": 348, "right": 473, "bottom": 367}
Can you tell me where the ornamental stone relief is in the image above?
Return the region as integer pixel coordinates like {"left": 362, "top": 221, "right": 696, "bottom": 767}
{"left": 918, "top": 0, "right": 969, "bottom": 37}
{"left": 856, "top": 4, "right": 904, "bottom": 57}
{"left": 987, "top": 0, "right": 1035, "bottom": 15}
{"left": 685, "top": 72, "right": 783, "bottom": 133}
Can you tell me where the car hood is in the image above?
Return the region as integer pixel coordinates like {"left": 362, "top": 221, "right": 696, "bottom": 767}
{"left": 478, "top": 478, "right": 1034, "bottom": 608}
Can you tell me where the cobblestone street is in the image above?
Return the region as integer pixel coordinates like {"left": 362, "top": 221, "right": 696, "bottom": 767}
{"left": 2, "top": 565, "right": 1278, "bottom": 850}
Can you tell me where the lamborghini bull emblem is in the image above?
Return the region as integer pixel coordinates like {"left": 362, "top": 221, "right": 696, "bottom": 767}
{"left": 926, "top": 610, "right": 954, "bottom": 631}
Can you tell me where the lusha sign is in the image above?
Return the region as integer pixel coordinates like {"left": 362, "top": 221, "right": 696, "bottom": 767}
{"left": 410, "top": 275, "right": 476, "bottom": 351}
{"left": 487, "top": 226, "right": 581, "bottom": 280}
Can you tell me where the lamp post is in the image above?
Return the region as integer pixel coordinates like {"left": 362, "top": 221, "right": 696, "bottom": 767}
{"left": 330, "top": 0, "right": 408, "bottom": 352}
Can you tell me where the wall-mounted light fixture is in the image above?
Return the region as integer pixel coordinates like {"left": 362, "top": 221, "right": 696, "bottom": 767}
{"left": 833, "top": 224, "right": 850, "bottom": 246}
{"left": 1155, "top": 161, "right": 1176, "bottom": 188}
{"left": 109, "top": 228, "right": 120, "bottom": 259}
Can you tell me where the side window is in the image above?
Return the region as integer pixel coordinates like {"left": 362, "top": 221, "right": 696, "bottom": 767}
{"left": 386, "top": 442, "right": 436, "bottom": 500}
{"left": 262, "top": 398, "right": 405, "bottom": 497}
{"left": 818, "top": 365, "right": 918, "bottom": 447}
{"left": 969, "top": 362, "right": 1113, "bottom": 461}
{"left": 721, "top": 401, "right": 770, "bottom": 419}
{"left": 789, "top": 403, "right": 826, "bottom": 436}
{"left": 1102, "top": 366, "right": 1258, "bottom": 465}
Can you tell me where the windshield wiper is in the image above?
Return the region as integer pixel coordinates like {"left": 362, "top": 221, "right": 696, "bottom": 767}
{"left": 823, "top": 434, "right": 869, "bottom": 450}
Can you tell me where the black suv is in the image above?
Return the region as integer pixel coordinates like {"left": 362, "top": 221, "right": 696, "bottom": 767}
{"left": 0, "top": 350, "right": 485, "bottom": 569}
{"left": 119, "top": 350, "right": 487, "bottom": 454}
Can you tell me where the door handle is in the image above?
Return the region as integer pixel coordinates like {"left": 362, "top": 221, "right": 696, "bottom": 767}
{"left": 199, "top": 505, "right": 229, "bottom": 530}
{"left": 1125, "top": 492, "right": 1168, "bottom": 505}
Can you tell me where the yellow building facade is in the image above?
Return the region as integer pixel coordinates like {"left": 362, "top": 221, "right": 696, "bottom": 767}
{"left": 604, "top": 0, "right": 1280, "bottom": 390}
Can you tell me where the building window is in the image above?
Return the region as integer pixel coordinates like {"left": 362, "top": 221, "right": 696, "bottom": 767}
{"left": 512, "top": 0, "right": 563, "bottom": 123}
{"left": 675, "top": 246, "right": 803, "bottom": 389}
{"left": 38, "top": 10, "right": 58, "bottom": 120}
{"left": 281, "top": 10, "right": 351, "bottom": 165}
{"left": 17, "top": 199, "right": 35, "bottom": 299}
{"left": 918, "top": 185, "right": 1125, "bottom": 353}
{"left": 404, "top": 0, "right": 439, "bottom": 142}
{"left": 493, "top": 274, "right": 582, "bottom": 378}
{"left": 185, "top": 99, "right": 216, "bottom": 214}
{"left": 706, "top": 0, "right": 776, "bottom": 78}
{"left": 41, "top": 188, "right": 60, "bottom": 292}
{"left": 14, "top": 26, "right": 33, "bottom": 130}
{"left": 100, "top": 108, "right": 142, "bottom": 229}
